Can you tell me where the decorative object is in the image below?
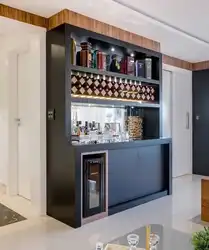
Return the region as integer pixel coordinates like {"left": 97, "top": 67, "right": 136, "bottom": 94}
{"left": 192, "top": 227, "right": 209, "bottom": 250}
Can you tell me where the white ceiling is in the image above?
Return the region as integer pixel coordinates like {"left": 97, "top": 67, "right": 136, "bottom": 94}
{"left": 1, "top": 0, "right": 209, "bottom": 62}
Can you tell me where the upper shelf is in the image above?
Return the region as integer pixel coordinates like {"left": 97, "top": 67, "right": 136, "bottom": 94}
{"left": 71, "top": 65, "right": 160, "bottom": 85}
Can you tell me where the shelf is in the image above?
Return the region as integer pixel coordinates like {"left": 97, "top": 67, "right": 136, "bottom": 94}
{"left": 71, "top": 95, "right": 160, "bottom": 108}
{"left": 71, "top": 65, "right": 160, "bottom": 85}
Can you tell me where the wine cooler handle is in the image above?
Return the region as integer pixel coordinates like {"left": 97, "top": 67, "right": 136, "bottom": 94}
{"left": 186, "top": 112, "right": 189, "bottom": 129}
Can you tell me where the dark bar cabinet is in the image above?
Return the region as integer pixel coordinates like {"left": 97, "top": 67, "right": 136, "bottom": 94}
{"left": 46, "top": 23, "right": 172, "bottom": 228}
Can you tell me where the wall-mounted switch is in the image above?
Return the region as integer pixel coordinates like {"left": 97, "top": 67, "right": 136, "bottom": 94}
{"left": 48, "top": 109, "right": 56, "bottom": 120}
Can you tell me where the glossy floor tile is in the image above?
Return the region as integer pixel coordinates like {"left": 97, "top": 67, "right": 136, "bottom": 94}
{"left": 0, "top": 184, "right": 38, "bottom": 219}
{"left": 0, "top": 175, "right": 206, "bottom": 250}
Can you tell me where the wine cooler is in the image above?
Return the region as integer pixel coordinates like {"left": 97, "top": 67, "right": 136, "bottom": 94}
{"left": 83, "top": 154, "right": 105, "bottom": 218}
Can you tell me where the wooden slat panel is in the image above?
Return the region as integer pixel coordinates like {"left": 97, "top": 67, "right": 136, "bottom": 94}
{"left": 48, "top": 9, "right": 160, "bottom": 52}
{"left": 2, "top": 4, "right": 205, "bottom": 71}
{"left": 193, "top": 61, "right": 209, "bottom": 71}
{"left": 201, "top": 179, "right": 209, "bottom": 222}
{"left": 162, "top": 54, "right": 192, "bottom": 70}
{"left": 0, "top": 4, "right": 48, "bottom": 28}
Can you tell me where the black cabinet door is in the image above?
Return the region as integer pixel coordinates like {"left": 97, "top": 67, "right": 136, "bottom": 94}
{"left": 193, "top": 70, "right": 209, "bottom": 176}
{"left": 108, "top": 145, "right": 164, "bottom": 207}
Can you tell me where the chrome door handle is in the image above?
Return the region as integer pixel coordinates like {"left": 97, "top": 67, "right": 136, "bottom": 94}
{"left": 15, "top": 118, "right": 21, "bottom": 126}
{"left": 186, "top": 112, "right": 189, "bottom": 129}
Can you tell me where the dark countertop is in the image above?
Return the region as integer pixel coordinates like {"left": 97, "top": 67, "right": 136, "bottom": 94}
{"left": 71, "top": 137, "right": 171, "bottom": 153}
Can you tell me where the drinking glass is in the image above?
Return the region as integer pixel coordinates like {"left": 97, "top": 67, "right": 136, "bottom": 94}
{"left": 95, "top": 242, "right": 103, "bottom": 250}
{"left": 149, "top": 233, "right": 160, "bottom": 250}
{"left": 127, "top": 234, "right": 139, "bottom": 250}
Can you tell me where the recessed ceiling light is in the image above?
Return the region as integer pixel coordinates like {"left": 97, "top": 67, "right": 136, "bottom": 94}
{"left": 130, "top": 53, "right": 134, "bottom": 57}
{"left": 111, "top": 47, "right": 115, "bottom": 52}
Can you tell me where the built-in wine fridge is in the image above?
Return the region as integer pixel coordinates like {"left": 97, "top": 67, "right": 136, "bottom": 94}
{"left": 83, "top": 154, "right": 105, "bottom": 218}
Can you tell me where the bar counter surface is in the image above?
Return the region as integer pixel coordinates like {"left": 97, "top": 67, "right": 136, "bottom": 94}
{"left": 70, "top": 137, "right": 172, "bottom": 227}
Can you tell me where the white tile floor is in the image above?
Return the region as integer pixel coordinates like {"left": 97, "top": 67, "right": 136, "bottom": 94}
{"left": 0, "top": 175, "right": 206, "bottom": 249}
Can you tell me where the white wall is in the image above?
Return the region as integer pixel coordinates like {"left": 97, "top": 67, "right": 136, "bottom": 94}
{"left": 0, "top": 28, "right": 46, "bottom": 215}
{"left": 0, "top": 50, "right": 9, "bottom": 185}
{"left": 163, "top": 64, "right": 193, "bottom": 176}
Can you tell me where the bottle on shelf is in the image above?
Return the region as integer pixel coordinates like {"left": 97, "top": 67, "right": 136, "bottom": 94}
{"left": 84, "top": 121, "right": 89, "bottom": 135}
{"left": 145, "top": 57, "right": 152, "bottom": 79}
{"left": 70, "top": 38, "right": 77, "bottom": 65}
{"left": 80, "top": 42, "right": 92, "bottom": 68}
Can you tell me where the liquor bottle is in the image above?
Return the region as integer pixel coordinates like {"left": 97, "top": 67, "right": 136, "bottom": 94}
{"left": 70, "top": 38, "right": 76, "bottom": 65}
{"left": 80, "top": 42, "right": 92, "bottom": 67}
{"left": 84, "top": 121, "right": 89, "bottom": 135}
{"left": 127, "top": 56, "right": 135, "bottom": 76}
{"left": 145, "top": 58, "right": 152, "bottom": 79}
{"left": 135, "top": 60, "right": 145, "bottom": 77}
{"left": 110, "top": 54, "right": 120, "bottom": 72}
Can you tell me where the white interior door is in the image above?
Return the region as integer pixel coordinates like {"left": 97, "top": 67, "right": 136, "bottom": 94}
{"left": 172, "top": 72, "right": 192, "bottom": 177}
{"left": 17, "top": 52, "right": 31, "bottom": 200}
{"left": 162, "top": 69, "right": 192, "bottom": 178}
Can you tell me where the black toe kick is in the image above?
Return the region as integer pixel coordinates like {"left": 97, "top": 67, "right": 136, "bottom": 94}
{"left": 108, "top": 190, "right": 168, "bottom": 216}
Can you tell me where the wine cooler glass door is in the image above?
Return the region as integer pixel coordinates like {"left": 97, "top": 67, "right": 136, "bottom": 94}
{"left": 83, "top": 157, "right": 105, "bottom": 218}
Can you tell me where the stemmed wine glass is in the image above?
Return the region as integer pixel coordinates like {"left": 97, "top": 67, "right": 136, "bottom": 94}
{"left": 149, "top": 233, "right": 160, "bottom": 250}
{"left": 127, "top": 234, "right": 140, "bottom": 250}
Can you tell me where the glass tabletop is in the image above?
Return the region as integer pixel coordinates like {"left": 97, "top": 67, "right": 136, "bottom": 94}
{"left": 104, "top": 224, "right": 193, "bottom": 250}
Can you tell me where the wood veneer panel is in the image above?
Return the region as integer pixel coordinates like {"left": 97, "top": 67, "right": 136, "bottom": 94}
{"left": 0, "top": 4, "right": 48, "bottom": 28}
{"left": 48, "top": 9, "right": 160, "bottom": 52}
{"left": 193, "top": 61, "right": 209, "bottom": 71}
{"left": 201, "top": 179, "right": 209, "bottom": 222}
{"left": 162, "top": 54, "right": 192, "bottom": 70}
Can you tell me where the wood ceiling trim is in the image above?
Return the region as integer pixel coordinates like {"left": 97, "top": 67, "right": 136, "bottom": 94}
{"left": 162, "top": 54, "right": 193, "bottom": 71}
{"left": 2, "top": 4, "right": 209, "bottom": 71}
{"left": 192, "top": 61, "right": 209, "bottom": 71}
{"left": 0, "top": 4, "right": 48, "bottom": 28}
{"left": 48, "top": 9, "right": 161, "bottom": 52}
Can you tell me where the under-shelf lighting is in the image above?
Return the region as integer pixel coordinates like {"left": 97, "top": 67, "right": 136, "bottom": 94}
{"left": 71, "top": 94, "right": 155, "bottom": 104}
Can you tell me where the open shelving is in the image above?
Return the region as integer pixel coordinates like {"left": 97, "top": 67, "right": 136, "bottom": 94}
{"left": 70, "top": 65, "right": 160, "bottom": 85}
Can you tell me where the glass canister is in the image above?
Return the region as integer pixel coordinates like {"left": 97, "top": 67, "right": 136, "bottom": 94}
{"left": 126, "top": 107, "right": 143, "bottom": 139}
